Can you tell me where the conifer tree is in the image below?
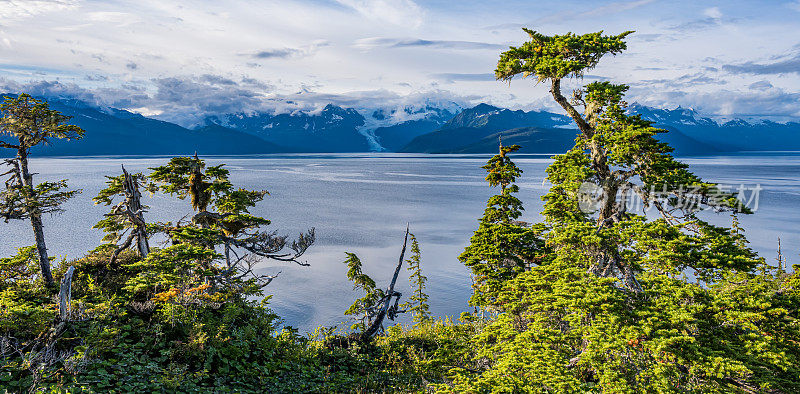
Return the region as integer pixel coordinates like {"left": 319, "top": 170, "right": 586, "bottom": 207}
{"left": 343, "top": 252, "right": 385, "bottom": 331}
{"left": 400, "top": 234, "right": 431, "bottom": 324}
{"left": 93, "top": 166, "right": 150, "bottom": 264}
{"left": 145, "top": 155, "right": 315, "bottom": 290}
{"left": 496, "top": 28, "right": 752, "bottom": 289}
{"left": 458, "top": 142, "right": 544, "bottom": 308}
{"left": 343, "top": 226, "right": 411, "bottom": 339}
{"left": 0, "top": 94, "right": 84, "bottom": 287}
{"left": 445, "top": 29, "right": 800, "bottom": 392}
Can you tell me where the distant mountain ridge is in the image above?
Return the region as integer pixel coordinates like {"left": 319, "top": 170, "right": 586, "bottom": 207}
{"left": 628, "top": 103, "right": 800, "bottom": 152}
{"left": 371, "top": 105, "right": 457, "bottom": 151}
{"left": 1, "top": 92, "right": 798, "bottom": 156}
{"left": 0, "top": 94, "right": 284, "bottom": 157}
{"left": 399, "top": 103, "right": 719, "bottom": 155}
{"left": 203, "top": 104, "right": 369, "bottom": 152}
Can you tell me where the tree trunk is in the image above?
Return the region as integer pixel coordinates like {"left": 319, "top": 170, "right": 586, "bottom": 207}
{"left": 548, "top": 81, "right": 642, "bottom": 292}
{"left": 17, "top": 148, "right": 53, "bottom": 287}
{"left": 30, "top": 215, "right": 53, "bottom": 286}
{"left": 362, "top": 225, "right": 410, "bottom": 340}
{"left": 122, "top": 166, "right": 149, "bottom": 258}
{"left": 59, "top": 266, "right": 75, "bottom": 320}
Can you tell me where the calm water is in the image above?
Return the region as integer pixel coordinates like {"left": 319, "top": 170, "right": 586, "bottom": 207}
{"left": 1, "top": 153, "right": 799, "bottom": 332}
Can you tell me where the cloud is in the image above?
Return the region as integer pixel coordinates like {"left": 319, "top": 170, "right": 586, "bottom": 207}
{"left": 630, "top": 34, "right": 664, "bottom": 43}
{"left": 789, "top": 1, "right": 800, "bottom": 11}
{"left": 334, "top": 0, "right": 424, "bottom": 28}
{"left": 244, "top": 40, "right": 330, "bottom": 60}
{"left": 84, "top": 74, "right": 108, "bottom": 82}
{"left": 354, "top": 37, "right": 504, "bottom": 51}
{"left": 249, "top": 48, "right": 299, "bottom": 59}
{"left": 0, "top": 75, "right": 277, "bottom": 127}
{"left": 488, "top": 0, "right": 655, "bottom": 29}
{"left": 667, "top": 8, "right": 735, "bottom": 32}
{"left": 749, "top": 80, "right": 773, "bottom": 90}
{"left": 430, "top": 73, "right": 497, "bottom": 83}
{"left": 669, "top": 17, "right": 723, "bottom": 32}
{"left": 150, "top": 76, "right": 270, "bottom": 122}
{"left": 0, "top": 0, "right": 78, "bottom": 20}
{"left": 630, "top": 85, "right": 800, "bottom": 118}
{"left": 0, "top": 75, "right": 479, "bottom": 129}
{"left": 87, "top": 11, "right": 139, "bottom": 26}
{"left": 703, "top": 7, "right": 722, "bottom": 19}
{"left": 198, "top": 74, "right": 237, "bottom": 86}
{"left": 574, "top": 0, "right": 655, "bottom": 18}
{"left": 722, "top": 54, "right": 800, "bottom": 75}
{"left": 0, "top": 0, "right": 798, "bottom": 125}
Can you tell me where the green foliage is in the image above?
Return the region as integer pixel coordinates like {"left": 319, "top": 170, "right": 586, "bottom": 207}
{"left": 0, "top": 241, "right": 473, "bottom": 392}
{"left": 148, "top": 156, "right": 246, "bottom": 213}
{"left": 0, "top": 93, "right": 84, "bottom": 147}
{"left": 440, "top": 28, "right": 800, "bottom": 393}
{"left": 0, "top": 180, "right": 79, "bottom": 222}
{"left": 0, "top": 247, "right": 54, "bottom": 336}
{"left": 343, "top": 252, "right": 385, "bottom": 331}
{"left": 378, "top": 319, "right": 482, "bottom": 388}
{"left": 0, "top": 93, "right": 84, "bottom": 287}
{"left": 92, "top": 171, "right": 149, "bottom": 243}
{"left": 401, "top": 234, "right": 432, "bottom": 325}
{"left": 444, "top": 261, "right": 800, "bottom": 393}
{"left": 146, "top": 155, "right": 308, "bottom": 266}
{"left": 495, "top": 29, "right": 632, "bottom": 82}
{"left": 459, "top": 143, "right": 545, "bottom": 308}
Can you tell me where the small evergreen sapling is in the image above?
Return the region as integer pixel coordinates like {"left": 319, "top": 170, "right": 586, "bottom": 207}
{"left": 401, "top": 234, "right": 431, "bottom": 325}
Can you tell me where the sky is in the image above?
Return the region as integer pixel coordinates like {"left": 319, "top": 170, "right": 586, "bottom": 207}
{"left": 0, "top": 0, "right": 799, "bottom": 126}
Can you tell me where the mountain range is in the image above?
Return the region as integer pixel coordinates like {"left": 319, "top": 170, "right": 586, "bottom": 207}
{"left": 1, "top": 95, "right": 284, "bottom": 156}
{"left": 1, "top": 93, "right": 798, "bottom": 157}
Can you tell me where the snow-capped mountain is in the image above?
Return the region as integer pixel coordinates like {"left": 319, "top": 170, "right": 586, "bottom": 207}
{"left": 0, "top": 94, "right": 282, "bottom": 156}
{"left": 369, "top": 104, "right": 460, "bottom": 151}
{"left": 4, "top": 91, "right": 799, "bottom": 156}
{"left": 203, "top": 104, "right": 369, "bottom": 152}
{"left": 202, "top": 101, "right": 463, "bottom": 152}
{"left": 628, "top": 103, "right": 800, "bottom": 151}
{"left": 400, "top": 103, "right": 720, "bottom": 155}
{"left": 627, "top": 103, "right": 718, "bottom": 128}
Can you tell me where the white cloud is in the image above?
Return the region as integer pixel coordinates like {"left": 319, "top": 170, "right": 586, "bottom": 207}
{"left": 87, "top": 11, "right": 139, "bottom": 26}
{"left": 0, "top": 0, "right": 798, "bottom": 122}
{"left": 334, "top": 0, "right": 424, "bottom": 28}
{"left": 353, "top": 37, "right": 503, "bottom": 51}
{"left": 704, "top": 7, "right": 722, "bottom": 19}
{"left": 0, "top": 0, "right": 79, "bottom": 20}
{"left": 789, "top": 1, "right": 800, "bottom": 11}
{"left": 499, "top": 0, "right": 655, "bottom": 27}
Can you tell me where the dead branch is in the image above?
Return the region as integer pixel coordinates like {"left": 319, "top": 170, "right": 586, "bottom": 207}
{"left": 361, "top": 224, "right": 410, "bottom": 340}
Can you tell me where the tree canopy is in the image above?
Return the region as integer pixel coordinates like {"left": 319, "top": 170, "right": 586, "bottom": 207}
{"left": 443, "top": 29, "right": 800, "bottom": 393}
{"left": 0, "top": 93, "right": 84, "bottom": 287}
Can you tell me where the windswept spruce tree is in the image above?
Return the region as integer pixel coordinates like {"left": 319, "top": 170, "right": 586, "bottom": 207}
{"left": 0, "top": 94, "right": 84, "bottom": 287}
{"left": 445, "top": 29, "right": 800, "bottom": 392}
{"left": 136, "top": 155, "right": 315, "bottom": 290}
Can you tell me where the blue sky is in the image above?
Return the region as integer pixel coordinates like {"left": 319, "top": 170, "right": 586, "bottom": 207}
{"left": 0, "top": 0, "right": 798, "bottom": 126}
